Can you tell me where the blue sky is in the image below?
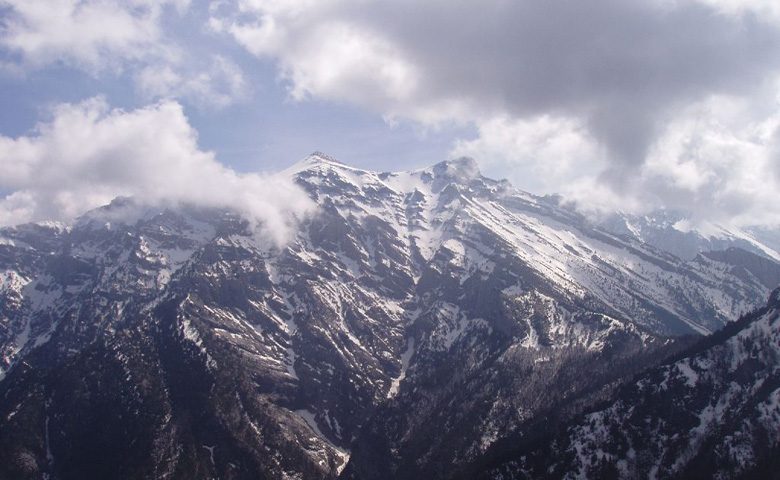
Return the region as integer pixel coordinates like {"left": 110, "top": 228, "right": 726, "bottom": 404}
{"left": 0, "top": 4, "right": 462, "bottom": 173}
{"left": 1, "top": 0, "right": 780, "bottom": 229}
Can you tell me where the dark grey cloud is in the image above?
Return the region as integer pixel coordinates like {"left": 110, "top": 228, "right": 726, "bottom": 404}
{"left": 352, "top": 0, "right": 780, "bottom": 168}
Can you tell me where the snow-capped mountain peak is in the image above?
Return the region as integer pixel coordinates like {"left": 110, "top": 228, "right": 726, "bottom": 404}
{"left": 0, "top": 154, "right": 778, "bottom": 479}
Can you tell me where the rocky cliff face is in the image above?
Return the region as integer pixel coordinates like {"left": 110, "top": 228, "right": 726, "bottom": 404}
{"left": 0, "top": 153, "right": 777, "bottom": 479}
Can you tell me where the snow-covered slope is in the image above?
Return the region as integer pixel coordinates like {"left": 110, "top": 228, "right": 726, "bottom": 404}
{"left": 287, "top": 153, "right": 777, "bottom": 335}
{"left": 486, "top": 288, "right": 780, "bottom": 480}
{"left": 0, "top": 153, "right": 777, "bottom": 480}
{"left": 598, "top": 209, "right": 780, "bottom": 262}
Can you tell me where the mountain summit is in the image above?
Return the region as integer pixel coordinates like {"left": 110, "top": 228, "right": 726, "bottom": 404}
{"left": 0, "top": 154, "right": 778, "bottom": 479}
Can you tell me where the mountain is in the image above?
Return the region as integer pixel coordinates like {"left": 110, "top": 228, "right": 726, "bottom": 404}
{"left": 482, "top": 287, "right": 780, "bottom": 479}
{"left": 596, "top": 209, "right": 780, "bottom": 262}
{"left": 0, "top": 153, "right": 778, "bottom": 479}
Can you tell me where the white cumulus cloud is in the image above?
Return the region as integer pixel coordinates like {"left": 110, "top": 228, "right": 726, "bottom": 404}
{"left": 0, "top": 97, "right": 315, "bottom": 245}
{"left": 555, "top": 91, "right": 780, "bottom": 228}
{"left": 0, "top": 0, "right": 249, "bottom": 109}
{"left": 450, "top": 115, "right": 605, "bottom": 194}
{"left": 0, "top": 0, "right": 184, "bottom": 72}
{"left": 135, "top": 55, "right": 250, "bottom": 110}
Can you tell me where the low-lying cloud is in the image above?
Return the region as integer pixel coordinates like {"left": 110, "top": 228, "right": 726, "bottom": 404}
{"left": 0, "top": 97, "right": 315, "bottom": 245}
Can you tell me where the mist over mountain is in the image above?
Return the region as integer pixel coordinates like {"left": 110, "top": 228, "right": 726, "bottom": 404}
{"left": 0, "top": 154, "right": 778, "bottom": 479}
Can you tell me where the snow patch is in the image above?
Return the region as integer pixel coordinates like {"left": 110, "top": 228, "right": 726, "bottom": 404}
{"left": 295, "top": 408, "right": 351, "bottom": 473}
{"left": 388, "top": 337, "right": 415, "bottom": 398}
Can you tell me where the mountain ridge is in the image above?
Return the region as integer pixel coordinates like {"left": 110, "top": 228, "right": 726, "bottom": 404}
{"left": 0, "top": 153, "right": 778, "bottom": 479}
{"left": 481, "top": 287, "right": 780, "bottom": 479}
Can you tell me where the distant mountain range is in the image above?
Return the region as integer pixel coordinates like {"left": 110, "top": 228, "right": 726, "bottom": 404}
{"left": 1, "top": 153, "right": 778, "bottom": 479}
{"left": 595, "top": 208, "right": 780, "bottom": 262}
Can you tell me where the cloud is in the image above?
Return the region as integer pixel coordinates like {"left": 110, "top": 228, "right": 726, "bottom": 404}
{"left": 3, "top": 0, "right": 778, "bottom": 229}
{"left": 669, "top": 0, "right": 780, "bottom": 23}
{"left": 0, "top": 0, "right": 249, "bottom": 109}
{"left": 450, "top": 115, "right": 604, "bottom": 194}
{"left": 556, "top": 91, "right": 780, "bottom": 228}
{"left": 210, "top": 0, "right": 421, "bottom": 114}
{"left": 0, "top": 97, "right": 315, "bottom": 245}
{"left": 214, "top": 0, "right": 780, "bottom": 126}
{"left": 0, "top": 0, "right": 183, "bottom": 72}
{"left": 135, "top": 55, "right": 250, "bottom": 109}
{"left": 638, "top": 93, "right": 780, "bottom": 227}
{"left": 214, "top": 0, "right": 780, "bottom": 227}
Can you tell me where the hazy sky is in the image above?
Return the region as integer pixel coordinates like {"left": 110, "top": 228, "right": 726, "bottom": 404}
{"left": 1, "top": 0, "right": 779, "bottom": 229}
